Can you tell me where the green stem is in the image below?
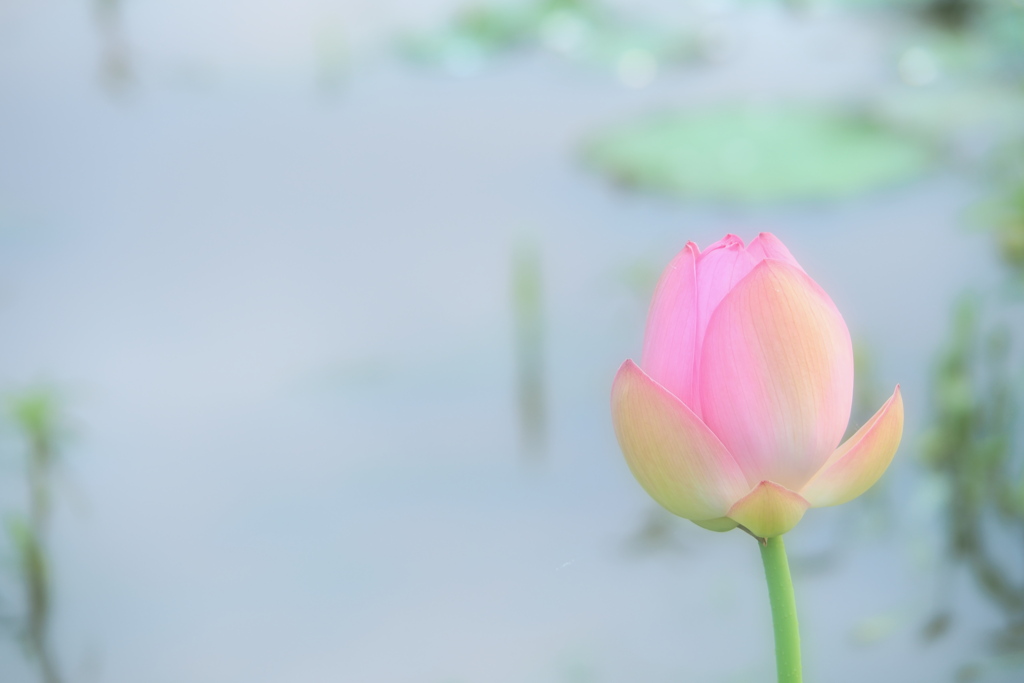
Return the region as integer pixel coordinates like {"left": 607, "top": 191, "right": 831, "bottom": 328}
{"left": 759, "top": 536, "right": 802, "bottom": 683}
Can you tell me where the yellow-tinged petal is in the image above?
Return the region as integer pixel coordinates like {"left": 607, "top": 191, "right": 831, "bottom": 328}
{"left": 726, "top": 481, "right": 810, "bottom": 538}
{"left": 800, "top": 386, "right": 904, "bottom": 508}
{"left": 611, "top": 360, "right": 750, "bottom": 522}
{"left": 693, "top": 517, "right": 739, "bottom": 532}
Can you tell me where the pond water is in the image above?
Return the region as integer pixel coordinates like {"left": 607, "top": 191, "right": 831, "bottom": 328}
{"left": 0, "top": 2, "right": 1020, "bottom": 682}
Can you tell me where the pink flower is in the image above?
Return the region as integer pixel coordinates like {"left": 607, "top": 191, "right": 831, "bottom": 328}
{"left": 611, "top": 233, "right": 903, "bottom": 538}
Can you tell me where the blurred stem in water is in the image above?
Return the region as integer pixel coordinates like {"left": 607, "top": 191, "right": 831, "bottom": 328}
{"left": 314, "top": 18, "right": 350, "bottom": 97}
{"left": 760, "top": 536, "right": 802, "bottom": 683}
{"left": 921, "top": 295, "right": 1024, "bottom": 648}
{"left": 93, "top": 0, "right": 133, "bottom": 95}
{"left": 920, "top": 135, "right": 1024, "bottom": 663}
{"left": 984, "top": 143, "right": 1024, "bottom": 279}
{"left": 512, "top": 241, "right": 547, "bottom": 462}
{"left": 8, "top": 390, "right": 65, "bottom": 683}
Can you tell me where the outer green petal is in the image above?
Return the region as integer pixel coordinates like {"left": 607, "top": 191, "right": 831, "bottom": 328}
{"left": 800, "top": 386, "right": 904, "bottom": 508}
{"left": 611, "top": 360, "right": 750, "bottom": 522}
{"left": 726, "top": 481, "right": 810, "bottom": 538}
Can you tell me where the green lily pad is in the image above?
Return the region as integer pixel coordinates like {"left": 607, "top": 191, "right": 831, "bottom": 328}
{"left": 583, "top": 104, "right": 936, "bottom": 203}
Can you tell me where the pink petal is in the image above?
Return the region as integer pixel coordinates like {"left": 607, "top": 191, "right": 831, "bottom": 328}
{"left": 641, "top": 243, "right": 700, "bottom": 410}
{"left": 689, "top": 235, "right": 759, "bottom": 415}
{"left": 745, "top": 233, "right": 803, "bottom": 271}
{"left": 641, "top": 234, "right": 809, "bottom": 418}
{"left": 801, "top": 386, "right": 904, "bottom": 507}
{"left": 699, "top": 260, "right": 854, "bottom": 490}
{"left": 694, "top": 234, "right": 759, "bottom": 345}
{"left": 611, "top": 360, "right": 750, "bottom": 521}
{"left": 726, "top": 481, "right": 810, "bottom": 538}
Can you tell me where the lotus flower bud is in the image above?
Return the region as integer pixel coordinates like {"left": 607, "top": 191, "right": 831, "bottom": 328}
{"left": 611, "top": 233, "right": 903, "bottom": 538}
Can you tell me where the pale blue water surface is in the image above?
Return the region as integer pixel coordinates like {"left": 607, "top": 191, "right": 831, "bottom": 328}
{"left": 0, "top": 1, "right": 1017, "bottom": 682}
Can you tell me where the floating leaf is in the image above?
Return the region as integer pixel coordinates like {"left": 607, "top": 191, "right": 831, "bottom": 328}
{"left": 583, "top": 104, "right": 936, "bottom": 203}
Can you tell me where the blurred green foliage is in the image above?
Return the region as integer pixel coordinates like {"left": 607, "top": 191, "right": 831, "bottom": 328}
{"left": 978, "top": 142, "right": 1024, "bottom": 275}
{"left": 5, "top": 388, "right": 68, "bottom": 683}
{"left": 993, "top": 187, "right": 1024, "bottom": 272}
{"left": 399, "top": 0, "right": 697, "bottom": 80}
{"left": 886, "top": 0, "right": 1024, "bottom": 85}
{"left": 584, "top": 104, "right": 935, "bottom": 203}
{"left": 911, "top": 0, "right": 1024, "bottom": 78}
{"left": 920, "top": 296, "right": 1024, "bottom": 652}
{"left": 909, "top": 1, "right": 1024, "bottom": 665}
